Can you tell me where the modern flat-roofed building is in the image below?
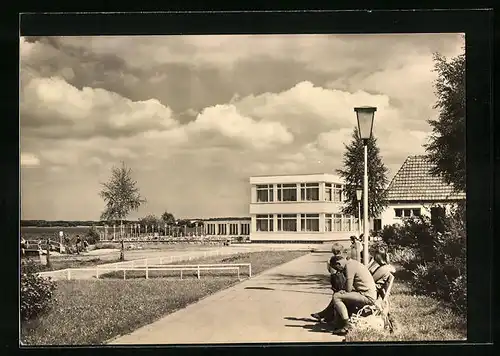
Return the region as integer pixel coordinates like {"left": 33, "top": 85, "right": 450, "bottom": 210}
{"left": 249, "top": 173, "right": 359, "bottom": 242}
{"left": 202, "top": 217, "right": 251, "bottom": 237}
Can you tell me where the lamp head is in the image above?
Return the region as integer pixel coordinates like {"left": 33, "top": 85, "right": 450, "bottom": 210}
{"left": 354, "top": 106, "right": 377, "bottom": 142}
{"left": 356, "top": 188, "right": 363, "bottom": 201}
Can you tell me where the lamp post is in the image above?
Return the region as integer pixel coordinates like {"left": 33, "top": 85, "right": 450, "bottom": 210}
{"left": 354, "top": 106, "right": 377, "bottom": 266}
{"left": 356, "top": 187, "right": 363, "bottom": 238}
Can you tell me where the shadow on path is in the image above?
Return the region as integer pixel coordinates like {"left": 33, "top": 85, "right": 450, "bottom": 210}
{"left": 244, "top": 286, "right": 274, "bottom": 291}
{"left": 244, "top": 286, "right": 331, "bottom": 296}
{"left": 284, "top": 317, "right": 336, "bottom": 334}
{"left": 266, "top": 273, "right": 331, "bottom": 289}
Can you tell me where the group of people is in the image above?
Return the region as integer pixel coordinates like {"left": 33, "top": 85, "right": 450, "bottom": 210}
{"left": 311, "top": 236, "right": 395, "bottom": 335}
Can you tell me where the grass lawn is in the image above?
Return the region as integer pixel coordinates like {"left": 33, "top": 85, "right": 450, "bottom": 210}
{"left": 345, "top": 267, "right": 467, "bottom": 342}
{"left": 21, "top": 250, "right": 308, "bottom": 345}
{"left": 33, "top": 257, "right": 123, "bottom": 272}
{"left": 100, "top": 250, "right": 306, "bottom": 280}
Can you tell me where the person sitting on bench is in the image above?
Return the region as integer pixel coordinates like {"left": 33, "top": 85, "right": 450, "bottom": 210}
{"left": 311, "top": 254, "right": 347, "bottom": 324}
{"left": 367, "top": 246, "right": 396, "bottom": 298}
{"left": 330, "top": 255, "right": 377, "bottom": 335}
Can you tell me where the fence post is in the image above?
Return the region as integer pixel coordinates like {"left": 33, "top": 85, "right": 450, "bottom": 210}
{"left": 180, "top": 269, "right": 183, "bottom": 280}
{"left": 249, "top": 264, "right": 252, "bottom": 278}
{"left": 237, "top": 267, "right": 240, "bottom": 280}
{"left": 197, "top": 266, "right": 200, "bottom": 279}
{"left": 96, "top": 267, "right": 99, "bottom": 279}
{"left": 124, "top": 269, "right": 126, "bottom": 280}
{"left": 146, "top": 266, "right": 149, "bottom": 280}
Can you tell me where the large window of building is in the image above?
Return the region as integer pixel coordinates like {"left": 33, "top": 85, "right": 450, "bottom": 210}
{"left": 325, "top": 214, "right": 342, "bottom": 231}
{"left": 325, "top": 215, "right": 333, "bottom": 232}
{"left": 325, "top": 183, "right": 343, "bottom": 202}
{"left": 207, "top": 223, "right": 216, "bottom": 235}
{"left": 229, "top": 223, "right": 238, "bottom": 235}
{"left": 277, "top": 214, "right": 297, "bottom": 232}
{"left": 277, "top": 183, "right": 298, "bottom": 201}
{"left": 300, "top": 183, "right": 319, "bottom": 201}
{"left": 256, "top": 184, "right": 274, "bottom": 202}
{"left": 218, "top": 223, "right": 227, "bottom": 235}
{"left": 300, "top": 214, "right": 319, "bottom": 232}
{"left": 395, "top": 208, "right": 421, "bottom": 218}
{"left": 241, "top": 223, "right": 250, "bottom": 235}
{"left": 325, "top": 214, "right": 356, "bottom": 232}
{"left": 256, "top": 214, "right": 274, "bottom": 232}
{"left": 342, "top": 216, "right": 352, "bottom": 231}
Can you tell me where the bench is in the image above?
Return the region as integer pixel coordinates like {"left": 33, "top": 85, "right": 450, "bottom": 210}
{"left": 349, "top": 273, "right": 395, "bottom": 317}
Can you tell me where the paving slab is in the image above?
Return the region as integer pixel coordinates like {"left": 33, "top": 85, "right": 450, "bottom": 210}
{"left": 109, "top": 251, "right": 343, "bottom": 345}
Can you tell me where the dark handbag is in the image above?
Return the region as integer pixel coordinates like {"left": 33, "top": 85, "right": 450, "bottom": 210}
{"left": 330, "top": 271, "right": 347, "bottom": 291}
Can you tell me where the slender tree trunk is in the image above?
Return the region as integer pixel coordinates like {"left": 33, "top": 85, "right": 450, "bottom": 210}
{"left": 120, "top": 219, "right": 125, "bottom": 261}
{"left": 46, "top": 239, "right": 52, "bottom": 268}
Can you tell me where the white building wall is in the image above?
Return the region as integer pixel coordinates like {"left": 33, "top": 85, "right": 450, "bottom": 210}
{"left": 249, "top": 173, "right": 359, "bottom": 242}
{"left": 380, "top": 201, "right": 460, "bottom": 228}
{"left": 250, "top": 173, "right": 344, "bottom": 185}
{"left": 250, "top": 231, "right": 353, "bottom": 242}
{"left": 250, "top": 201, "right": 342, "bottom": 215}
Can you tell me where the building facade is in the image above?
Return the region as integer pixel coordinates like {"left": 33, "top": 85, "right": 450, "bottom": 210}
{"left": 377, "top": 155, "right": 466, "bottom": 229}
{"left": 249, "top": 173, "right": 359, "bottom": 242}
{"left": 202, "top": 217, "right": 251, "bottom": 237}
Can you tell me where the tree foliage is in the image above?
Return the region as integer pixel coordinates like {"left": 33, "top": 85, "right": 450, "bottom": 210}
{"left": 425, "top": 50, "right": 465, "bottom": 192}
{"left": 336, "top": 127, "right": 389, "bottom": 219}
{"left": 161, "top": 211, "right": 176, "bottom": 225}
{"left": 139, "top": 214, "right": 160, "bottom": 228}
{"left": 99, "top": 162, "right": 146, "bottom": 222}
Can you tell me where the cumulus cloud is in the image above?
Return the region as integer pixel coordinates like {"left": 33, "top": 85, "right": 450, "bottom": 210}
{"left": 186, "top": 104, "right": 293, "bottom": 150}
{"left": 21, "top": 76, "right": 178, "bottom": 139}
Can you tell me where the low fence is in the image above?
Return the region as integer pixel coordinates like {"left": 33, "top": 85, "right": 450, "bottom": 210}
{"left": 53, "top": 263, "right": 252, "bottom": 281}
{"left": 36, "top": 245, "right": 311, "bottom": 281}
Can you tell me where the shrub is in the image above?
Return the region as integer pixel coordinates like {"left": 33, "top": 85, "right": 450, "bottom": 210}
{"left": 380, "top": 224, "right": 402, "bottom": 248}
{"left": 95, "top": 242, "right": 120, "bottom": 250}
{"left": 391, "top": 246, "right": 420, "bottom": 270}
{"left": 449, "top": 274, "right": 467, "bottom": 313}
{"left": 85, "top": 226, "right": 100, "bottom": 245}
{"left": 20, "top": 259, "right": 57, "bottom": 321}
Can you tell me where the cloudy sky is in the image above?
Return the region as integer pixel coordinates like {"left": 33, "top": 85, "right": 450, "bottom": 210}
{"left": 20, "top": 34, "right": 464, "bottom": 221}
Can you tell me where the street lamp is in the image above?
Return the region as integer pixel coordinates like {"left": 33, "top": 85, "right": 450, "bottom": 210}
{"left": 354, "top": 106, "right": 377, "bottom": 266}
{"left": 356, "top": 187, "right": 363, "bottom": 238}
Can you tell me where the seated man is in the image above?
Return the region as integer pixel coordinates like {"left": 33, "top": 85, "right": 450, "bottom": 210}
{"left": 311, "top": 255, "right": 347, "bottom": 323}
{"left": 330, "top": 255, "right": 378, "bottom": 335}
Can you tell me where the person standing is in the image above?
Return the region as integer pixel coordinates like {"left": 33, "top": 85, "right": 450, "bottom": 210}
{"left": 329, "top": 255, "right": 378, "bottom": 335}
{"left": 349, "top": 235, "right": 362, "bottom": 262}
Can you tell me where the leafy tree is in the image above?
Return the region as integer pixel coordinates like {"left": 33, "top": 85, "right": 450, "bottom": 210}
{"left": 139, "top": 214, "right": 160, "bottom": 229}
{"left": 336, "top": 127, "right": 389, "bottom": 219}
{"left": 161, "top": 211, "right": 176, "bottom": 225}
{"left": 99, "top": 161, "right": 146, "bottom": 235}
{"left": 425, "top": 50, "right": 465, "bottom": 192}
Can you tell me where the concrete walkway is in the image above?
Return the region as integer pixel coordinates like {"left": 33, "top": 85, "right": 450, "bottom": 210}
{"left": 109, "top": 252, "right": 343, "bottom": 344}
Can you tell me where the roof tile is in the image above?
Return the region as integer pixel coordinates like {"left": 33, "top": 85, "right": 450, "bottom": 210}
{"left": 385, "top": 155, "right": 466, "bottom": 201}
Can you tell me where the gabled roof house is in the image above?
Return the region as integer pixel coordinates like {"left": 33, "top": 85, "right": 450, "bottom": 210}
{"left": 376, "top": 155, "right": 465, "bottom": 229}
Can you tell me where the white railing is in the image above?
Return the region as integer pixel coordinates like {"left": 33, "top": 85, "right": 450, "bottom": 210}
{"left": 36, "top": 244, "right": 297, "bottom": 280}
{"left": 58, "top": 263, "right": 251, "bottom": 281}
